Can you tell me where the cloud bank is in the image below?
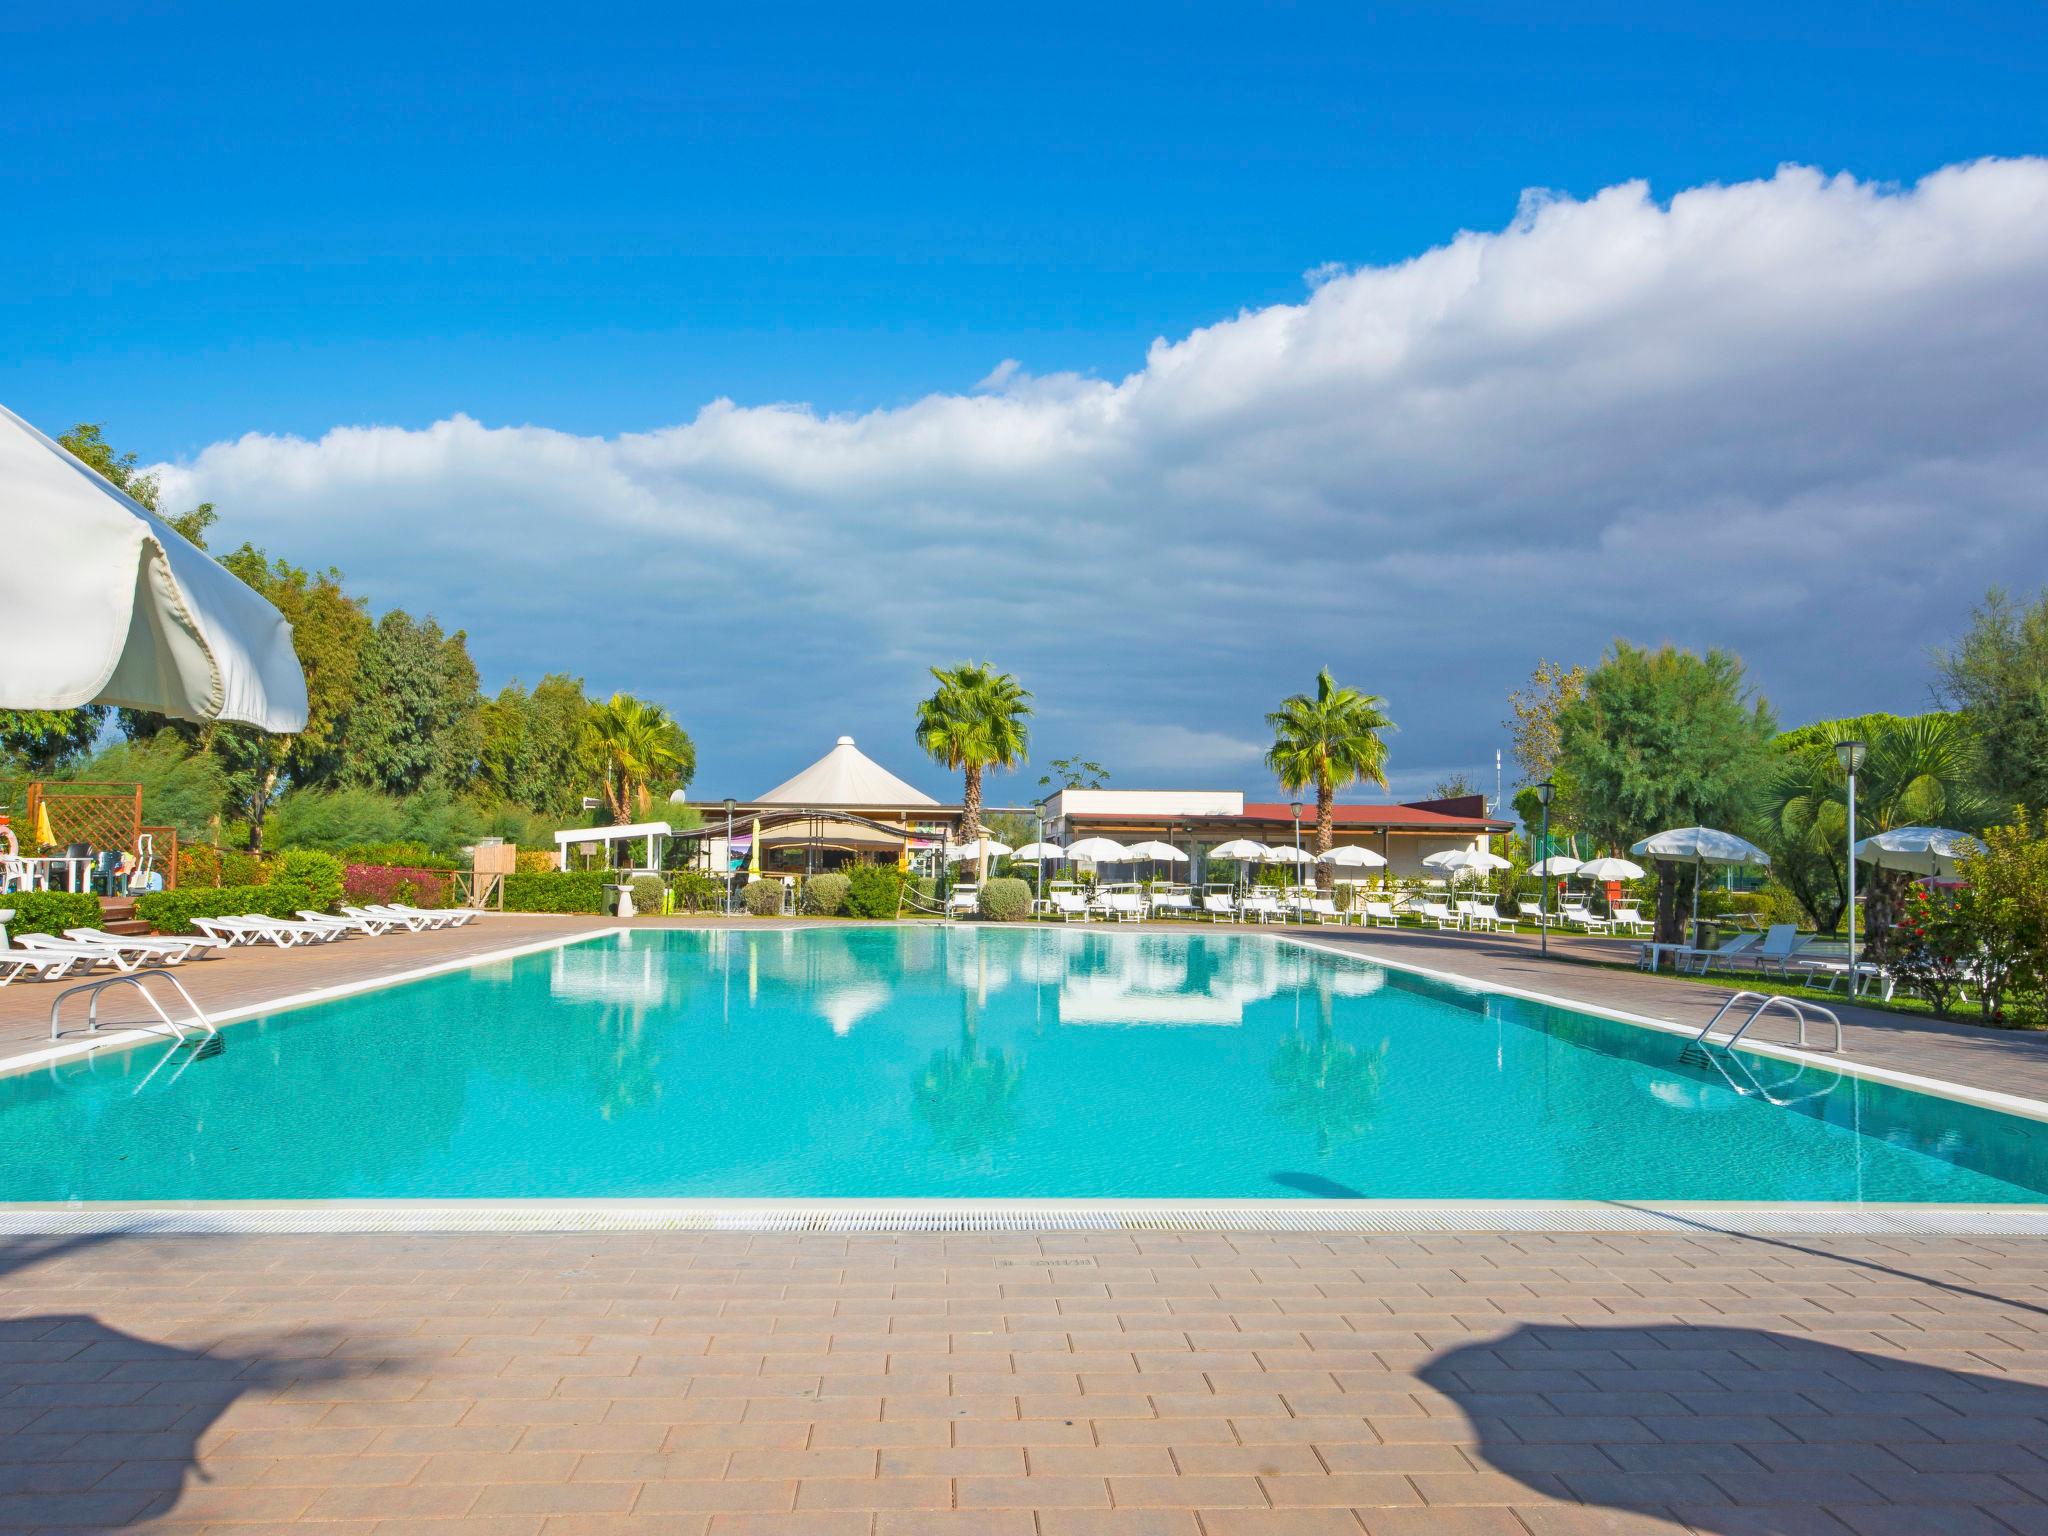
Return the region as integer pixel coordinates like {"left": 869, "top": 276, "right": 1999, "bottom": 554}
{"left": 154, "top": 159, "right": 2048, "bottom": 800}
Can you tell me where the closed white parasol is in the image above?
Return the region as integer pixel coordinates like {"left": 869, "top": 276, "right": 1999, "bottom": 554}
{"left": 0, "top": 403, "right": 308, "bottom": 732}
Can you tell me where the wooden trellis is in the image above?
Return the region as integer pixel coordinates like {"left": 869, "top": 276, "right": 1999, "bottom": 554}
{"left": 24, "top": 781, "right": 143, "bottom": 854}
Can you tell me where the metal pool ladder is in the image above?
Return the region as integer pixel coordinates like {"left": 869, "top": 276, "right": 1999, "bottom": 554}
{"left": 49, "top": 968, "right": 219, "bottom": 1050}
{"left": 1687, "top": 990, "right": 1843, "bottom": 1055}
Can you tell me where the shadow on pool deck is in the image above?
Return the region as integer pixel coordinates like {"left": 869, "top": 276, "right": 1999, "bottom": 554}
{"left": 1419, "top": 1319, "right": 2048, "bottom": 1531}
{"left": 0, "top": 1234, "right": 367, "bottom": 1528}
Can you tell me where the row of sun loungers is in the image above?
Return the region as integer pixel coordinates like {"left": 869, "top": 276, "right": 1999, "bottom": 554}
{"left": 0, "top": 903, "right": 474, "bottom": 985}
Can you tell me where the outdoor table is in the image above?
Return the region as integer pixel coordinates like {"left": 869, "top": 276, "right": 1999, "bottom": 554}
{"left": 1636, "top": 940, "right": 1700, "bottom": 973}
{"left": 17, "top": 855, "right": 92, "bottom": 892}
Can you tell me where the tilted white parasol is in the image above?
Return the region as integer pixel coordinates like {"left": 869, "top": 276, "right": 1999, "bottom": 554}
{"left": 1854, "top": 825, "right": 1985, "bottom": 881}
{"left": 0, "top": 403, "right": 307, "bottom": 732}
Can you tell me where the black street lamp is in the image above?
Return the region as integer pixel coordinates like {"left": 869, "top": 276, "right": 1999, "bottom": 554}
{"left": 1836, "top": 740, "right": 1867, "bottom": 986}
{"left": 1535, "top": 780, "right": 1554, "bottom": 959}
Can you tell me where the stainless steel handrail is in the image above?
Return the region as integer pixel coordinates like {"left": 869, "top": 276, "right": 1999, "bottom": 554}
{"left": 1690, "top": 989, "right": 1843, "bottom": 1054}
{"left": 49, "top": 967, "right": 218, "bottom": 1047}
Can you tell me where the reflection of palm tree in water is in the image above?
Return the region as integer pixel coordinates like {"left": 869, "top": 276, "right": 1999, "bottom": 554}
{"left": 0, "top": 1234, "right": 360, "bottom": 1527}
{"left": 1269, "top": 983, "right": 1386, "bottom": 1159}
{"left": 913, "top": 990, "right": 1024, "bottom": 1162}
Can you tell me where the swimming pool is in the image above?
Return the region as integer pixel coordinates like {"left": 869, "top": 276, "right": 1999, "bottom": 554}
{"left": 3, "top": 926, "right": 2045, "bottom": 1204}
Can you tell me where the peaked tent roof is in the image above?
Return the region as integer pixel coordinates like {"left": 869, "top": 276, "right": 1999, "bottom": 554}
{"left": 757, "top": 736, "right": 938, "bottom": 806}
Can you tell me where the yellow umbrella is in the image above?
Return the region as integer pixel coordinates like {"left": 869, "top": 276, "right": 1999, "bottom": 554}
{"left": 33, "top": 799, "right": 56, "bottom": 849}
{"left": 747, "top": 819, "right": 761, "bottom": 878}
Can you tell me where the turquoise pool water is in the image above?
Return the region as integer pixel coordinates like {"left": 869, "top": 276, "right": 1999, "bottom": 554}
{"left": 3, "top": 927, "right": 2044, "bottom": 1203}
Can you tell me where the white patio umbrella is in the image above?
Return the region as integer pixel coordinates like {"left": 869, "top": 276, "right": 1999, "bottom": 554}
{"left": 1065, "top": 836, "right": 1131, "bottom": 865}
{"left": 1576, "top": 856, "right": 1646, "bottom": 882}
{"left": 1209, "top": 838, "right": 1273, "bottom": 861}
{"left": 1854, "top": 826, "right": 1985, "bottom": 881}
{"left": 1121, "top": 840, "right": 1188, "bottom": 863}
{"left": 0, "top": 403, "right": 308, "bottom": 731}
{"left": 1263, "top": 845, "right": 1317, "bottom": 866}
{"left": 1529, "top": 855, "right": 1582, "bottom": 877}
{"left": 1011, "top": 841, "right": 1066, "bottom": 860}
{"left": 1316, "top": 845, "right": 1387, "bottom": 868}
{"left": 1630, "top": 826, "right": 1771, "bottom": 935}
{"left": 945, "top": 837, "right": 1013, "bottom": 862}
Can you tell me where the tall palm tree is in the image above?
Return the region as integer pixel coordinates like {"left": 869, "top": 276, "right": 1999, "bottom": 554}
{"left": 580, "top": 693, "right": 695, "bottom": 821}
{"left": 1265, "top": 669, "right": 1395, "bottom": 889}
{"left": 914, "top": 662, "right": 1032, "bottom": 844}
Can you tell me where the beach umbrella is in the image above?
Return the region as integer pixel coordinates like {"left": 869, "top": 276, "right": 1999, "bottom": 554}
{"left": 1576, "top": 856, "right": 1646, "bottom": 882}
{"left": 1012, "top": 841, "right": 1066, "bottom": 860}
{"left": 1122, "top": 840, "right": 1188, "bottom": 863}
{"left": 1209, "top": 838, "right": 1273, "bottom": 861}
{"left": 1529, "top": 855, "right": 1582, "bottom": 876}
{"left": 1854, "top": 825, "right": 1985, "bottom": 881}
{"left": 1630, "top": 826, "right": 1771, "bottom": 934}
{"left": 1065, "top": 836, "right": 1131, "bottom": 865}
{"left": 946, "top": 837, "right": 1014, "bottom": 862}
{"left": 1317, "top": 845, "right": 1386, "bottom": 868}
{"left": 0, "top": 403, "right": 308, "bottom": 732}
{"left": 1264, "top": 845, "right": 1317, "bottom": 866}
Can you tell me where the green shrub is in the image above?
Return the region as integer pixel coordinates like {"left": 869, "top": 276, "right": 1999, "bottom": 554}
{"left": 801, "top": 872, "right": 851, "bottom": 916}
{"left": 136, "top": 882, "right": 318, "bottom": 935}
{"left": 220, "top": 849, "right": 269, "bottom": 886}
{"left": 502, "top": 870, "right": 610, "bottom": 914}
{"left": 844, "top": 864, "right": 904, "bottom": 919}
{"left": 742, "top": 879, "right": 784, "bottom": 917}
{"left": 274, "top": 849, "right": 346, "bottom": 910}
{"left": 628, "top": 874, "right": 667, "bottom": 916}
{"left": 0, "top": 891, "right": 104, "bottom": 939}
{"left": 178, "top": 844, "right": 223, "bottom": 887}
{"left": 669, "top": 869, "right": 725, "bottom": 912}
{"left": 977, "top": 877, "right": 1033, "bottom": 922}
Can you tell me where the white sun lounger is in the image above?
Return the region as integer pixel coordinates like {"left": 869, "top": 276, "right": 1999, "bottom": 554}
{"left": 1299, "top": 897, "right": 1344, "bottom": 924}
{"left": 1049, "top": 891, "right": 1093, "bottom": 922}
{"left": 1418, "top": 901, "right": 1460, "bottom": 930}
{"left": 1609, "top": 905, "right": 1653, "bottom": 935}
{"left": 1466, "top": 902, "right": 1506, "bottom": 932}
{"left": 1201, "top": 893, "right": 1236, "bottom": 923}
{"left": 1104, "top": 891, "right": 1144, "bottom": 922}
{"left": 1150, "top": 892, "right": 1196, "bottom": 919}
{"left": 1240, "top": 894, "right": 1282, "bottom": 924}
{"left": 1362, "top": 900, "right": 1400, "bottom": 927}
{"left": 342, "top": 903, "right": 433, "bottom": 932}
{"left": 371, "top": 903, "right": 474, "bottom": 929}
{"left": 192, "top": 915, "right": 334, "bottom": 947}
{"left": 62, "top": 928, "right": 216, "bottom": 965}
{"left": 10, "top": 933, "right": 140, "bottom": 972}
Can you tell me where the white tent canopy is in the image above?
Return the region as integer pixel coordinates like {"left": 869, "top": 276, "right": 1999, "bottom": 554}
{"left": 0, "top": 403, "right": 308, "bottom": 732}
{"left": 1854, "top": 825, "right": 1985, "bottom": 879}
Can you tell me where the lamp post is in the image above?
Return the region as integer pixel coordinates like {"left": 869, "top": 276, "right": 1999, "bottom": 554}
{"left": 1535, "top": 780, "right": 1554, "bottom": 959}
{"left": 1837, "top": 740, "right": 1867, "bottom": 989}
{"left": 1290, "top": 801, "right": 1303, "bottom": 894}
{"left": 722, "top": 798, "right": 736, "bottom": 915}
{"left": 1034, "top": 806, "right": 1047, "bottom": 906}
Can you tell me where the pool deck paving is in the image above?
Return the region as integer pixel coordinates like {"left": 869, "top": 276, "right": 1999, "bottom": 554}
{"left": 9, "top": 913, "right": 2048, "bottom": 1529}
{"left": 7, "top": 1226, "right": 2048, "bottom": 1534}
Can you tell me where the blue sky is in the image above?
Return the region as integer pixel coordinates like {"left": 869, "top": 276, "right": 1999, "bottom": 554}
{"left": 5, "top": 3, "right": 2048, "bottom": 801}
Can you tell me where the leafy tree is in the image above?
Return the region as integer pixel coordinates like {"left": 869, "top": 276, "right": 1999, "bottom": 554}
{"left": 1556, "top": 641, "right": 1776, "bottom": 941}
{"left": 912, "top": 995, "right": 1023, "bottom": 1162}
{"left": 1038, "top": 756, "right": 1109, "bottom": 794}
{"left": 914, "top": 662, "right": 1032, "bottom": 844}
{"left": 580, "top": 693, "right": 695, "bottom": 821}
{"left": 0, "top": 707, "right": 108, "bottom": 774}
{"left": 337, "top": 610, "right": 482, "bottom": 796}
{"left": 61, "top": 732, "right": 229, "bottom": 842}
{"left": 1264, "top": 668, "right": 1394, "bottom": 890}
{"left": 1430, "top": 773, "right": 1475, "bottom": 801}
{"left": 1505, "top": 659, "right": 1588, "bottom": 833}
{"left": 1932, "top": 586, "right": 2048, "bottom": 816}
{"left": 477, "top": 673, "right": 595, "bottom": 813}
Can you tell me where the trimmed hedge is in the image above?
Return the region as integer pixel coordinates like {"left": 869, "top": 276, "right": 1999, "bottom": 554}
{"left": 800, "top": 872, "right": 851, "bottom": 916}
{"left": 628, "top": 874, "right": 666, "bottom": 916}
{"left": 742, "top": 879, "right": 784, "bottom": 917}
{"left": 977, "top": 877, "right": 1034, "bottom": 922}
{"left": 503, "top": 870, "right": 610, "bottom": 914}
{"left": 0, "top": 891, "right": 104, "bottom": 939}
{"left": 135, "top": 882, "right": 319, "bottom": 935}
{"left": 844, "top": 865, "right": 904, "bottom": 919}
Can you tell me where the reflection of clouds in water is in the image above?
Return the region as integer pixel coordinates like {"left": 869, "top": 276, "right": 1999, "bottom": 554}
{"left": 818, "top": 982, "right": 891, "bottom": 1036}
{"left": 1650, "top": 1078, "right": 1738, "bottom": 1112}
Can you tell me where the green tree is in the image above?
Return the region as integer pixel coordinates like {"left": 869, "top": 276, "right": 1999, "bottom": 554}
{"left": 477, "top": 673, "right": 595, "bottom": 813}
{"left": 1933, "top": 587, "right": 2048, "bottom": 817}
{"left": 1268, "top": 986, "right": 1387, "bottom": 1159}
{"left": 0, "top": 708, "right": 108, "bottom": 775}
{"left": 580, "top": 694, "right": 695, "bottom": 822}
{"left": 1264, "top": 668, "right": 1394, "bottom": 890}
{"left": 914, "top": 663, "right": 1033, "bottom": 844}
{"left": 1556, "top": 641, "right": 1777, "bottom": 942}
{"left": 336, "top": 610, "right": 482, "bottom": 796}
{"left": 61, "top": 732, "right": 229, "bottom": 842}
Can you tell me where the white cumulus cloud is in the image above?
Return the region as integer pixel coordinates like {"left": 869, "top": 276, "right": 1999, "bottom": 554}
{"left": 152, "top": 159, "right": 2048, "bottom": 801}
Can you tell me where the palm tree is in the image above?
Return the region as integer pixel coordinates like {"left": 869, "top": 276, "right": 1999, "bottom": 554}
{"left": 1268, "top": 985, "right": 1387, "bottom": 1158}
{"left": 580, "top": 693, "right": 695, "bottom": 821}
{"left": 914, "top": 662, "right": 1032, "bottom": 844}
{"left": 1265, "top": 668, "right": 1395, "bottom": 888}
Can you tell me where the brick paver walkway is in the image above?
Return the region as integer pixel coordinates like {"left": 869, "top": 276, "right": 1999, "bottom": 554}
{"left": 6, "top": 1228, "right": 2048, "bottom": 1534}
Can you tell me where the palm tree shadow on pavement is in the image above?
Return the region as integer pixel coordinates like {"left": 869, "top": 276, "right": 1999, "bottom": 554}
{"left": 1417, "top": 1319, "right": 2048, "bottom": 1534}
{"left": 0, "top": 1232, "right": 369, "bottom": 1528}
